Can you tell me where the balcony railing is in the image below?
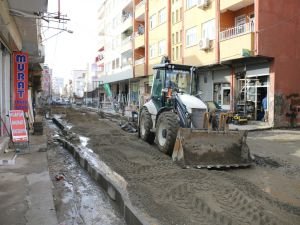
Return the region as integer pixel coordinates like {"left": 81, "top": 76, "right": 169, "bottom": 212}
{"left": 220, "top": 22, "right": 254, "bottom": 41}
{"left": 122, "top": 13, "right": 132, "bottom": 23}
{"left": 136, "top": 0, "right": 145, "bottom": 9}
{"left": 135, "top": 57, "right": 145, "bottom": 66}
{"left": 121, "top": 36, "right": 132, "bottom": 45}
{"left": 122, "top": 59, "right": 132, "bottom": 68}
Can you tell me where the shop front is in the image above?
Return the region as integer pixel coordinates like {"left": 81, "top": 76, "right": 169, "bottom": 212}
{"left": 234, "top": 62, "right": 270, "bottom": 122}
{"left": 0, "top": 44, "right": 12, "bottom": 136}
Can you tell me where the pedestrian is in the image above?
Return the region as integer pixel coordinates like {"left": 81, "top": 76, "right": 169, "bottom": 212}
{"left": 262, "top": 95, "right": 268, "bottom": 122}
{"left": 131, "top": 104, "right": 139, "bottom": 122}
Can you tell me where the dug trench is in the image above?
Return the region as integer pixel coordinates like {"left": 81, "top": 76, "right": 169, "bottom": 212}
{"left": 51, "top": 107, "right": 300, "bottom": 225}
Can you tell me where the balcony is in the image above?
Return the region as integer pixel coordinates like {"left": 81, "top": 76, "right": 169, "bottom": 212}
{"left": 121, "top": 36, "right": 133, "bottom": 52}
{"left": 220, "top": 23, "right": 255, "bottom": 61}
{"left": 121, "top": 0, "right": 132, "bottom": 10}
{"left": 120, "top": 14, "right": 133, "bottom": 32}
{"left": 134, "top": 32, "right": 145, "bottom": 49}
{"left": 121, "top": 58, "right": 132, "bottom": 68}
{"left": 98, "top": 22, "right": 104, "bottom": 36}
{"left": 220, "top": 0, "right": 254, "bottom": 12}
{"left": 135, "top": 63, "right": 145, "bottom": 77}
{"left": 135, "top": 57, "right": 145, "bottom": 66}
{"left": 220, "top": 22, "right": 254, "bottom": 41}
{"left": 97, "top": 6, "right": 104, "bottom": 19}
{"left": 135, "top": 0, "right": 145, "bottom": 21}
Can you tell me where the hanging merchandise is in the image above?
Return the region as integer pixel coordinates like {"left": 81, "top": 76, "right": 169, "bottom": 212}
{"left": 103, "top": 83, "right": 112, "bottom": 97}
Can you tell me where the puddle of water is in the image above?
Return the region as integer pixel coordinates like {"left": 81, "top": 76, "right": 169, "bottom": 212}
{"left": 79, "top": 136, "right": 90, "bottom": 147}
{"left": 62, "top": 181, "right": 74, "bottom": 204}
{"left": 291, "top": 150, "right": 300, "bottom": 158}
{"left": 66, "top": 125, "right": 73, "bottom": 129}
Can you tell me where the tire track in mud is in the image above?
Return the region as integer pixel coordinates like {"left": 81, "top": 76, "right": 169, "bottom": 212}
{"left": 213, "top": 172, "right": 300, "bottom": 224}
{"left": 63, "top": 108, "right": 300, "bottom": 225}
{"left": 129, "top": 173, "right": 233, "bottom": 225}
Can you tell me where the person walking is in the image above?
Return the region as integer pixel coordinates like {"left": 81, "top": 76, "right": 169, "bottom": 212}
{"left": 262, "top": 95, "right": 268, "bottom": 122}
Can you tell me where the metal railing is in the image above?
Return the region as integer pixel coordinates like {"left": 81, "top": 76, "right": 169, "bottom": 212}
{"left": 220, "top": 21, "right": 254, "bottom": 41}
{"left": 134, "top": 57, "right": 145, "bottom": 66}
{"left": 135, "top": 0, "right": 145, "bottom": 9}
{"left": 121, "top": 36, "right": 132, "bottom": 45}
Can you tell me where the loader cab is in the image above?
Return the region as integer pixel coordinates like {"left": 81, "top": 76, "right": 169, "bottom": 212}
{"left": 151, "top": 63, "right": 195, "bottom": 108}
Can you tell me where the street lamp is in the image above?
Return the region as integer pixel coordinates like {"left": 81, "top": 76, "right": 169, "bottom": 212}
{"left": 42, "top": 27, "right": 74, "bottom": 43}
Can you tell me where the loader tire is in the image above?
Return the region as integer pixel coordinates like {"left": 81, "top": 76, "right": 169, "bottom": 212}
{"left": 139, "top": 107, "right": 155, "bottom": 144}
{"left": 156, "top": 111, "right": 179, "bottom": 156}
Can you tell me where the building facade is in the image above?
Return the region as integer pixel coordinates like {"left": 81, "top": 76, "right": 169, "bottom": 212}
{"left": 95, "top": 0, "right": 300, "bottom": 127}
{"left": 96, "top": 0, "right": 134, "bottom": 105}
{"left": 0, "top": 0, "right": 47, "bottom": 137}
{"left": 72, "top": 69, "right": 88, "bottom": 98}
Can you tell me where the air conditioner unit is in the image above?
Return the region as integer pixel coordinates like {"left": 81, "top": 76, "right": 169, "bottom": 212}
{"left": 199, "top": 38, "right": 210, "bottom": 50}
{"left": 198, "top": 0, "right": 209, "bottom": 9}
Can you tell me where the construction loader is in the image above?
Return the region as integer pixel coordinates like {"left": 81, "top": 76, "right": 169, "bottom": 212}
{"left": 138, "top": 57, "right": 251, "bottom": 168}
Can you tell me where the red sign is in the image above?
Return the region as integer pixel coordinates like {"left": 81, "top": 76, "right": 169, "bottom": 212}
{"left": 9, "top": 110, "right": 28, "bottom": 143}
{"left": 13, "top": 52, "right": 28, "bottom": 112}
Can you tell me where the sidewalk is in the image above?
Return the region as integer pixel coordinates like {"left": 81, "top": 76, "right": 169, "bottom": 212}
{"left": 82, "top": 105, "right": 273, "bottom": 131}
{"left": 229, "top": 120, "right": 273, "bottom": 131}
{"left": 0, "top": 132, "right": 58, "bottom": 225}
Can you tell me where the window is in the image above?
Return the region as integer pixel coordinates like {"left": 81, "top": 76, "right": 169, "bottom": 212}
{"left": 179, "top": 7, "right": 183, "bottom": 21}
{"left": 172, "top": 11, "right": 175, "bottom": 24}
{"left": 158, "top": 8, "right": 166, "bottom": 24}
{"left": 235, "top": 15, "right": 246, "bottom": 34}
{"left": 158, "top": 40, "right": 166, "bottom": 56}
{"left": 176, "top": 32, "right": 179, "bottom": 44}
{"left": 172, "top": 47, "right": 175, "bottom": 60}
{"left": 112, "top": 60, "right": 115, "bottom": 69}
{"left": 150, "top": 44, "right": 157, "bottom": 58}
{"left": 180, "top": 29, "right": 183, "bottom": 43}
{"left": 186, "top": 0, "right": 197, "bottom": 9}
{"left": 202, "top": 19, "right": 215, "bottom": 40}
{"left": 105, "top": 62, "right": 111, "bottom": 73}
{"left": 180, "top": 45, "right": 182, "bottom": 58}
{"left": 150, "top": 14, "right": 157, "bottom": 29}
{"left": 152, "top": 69, "right": 165, "bottom": 98}
{"left": 249, "top": 13, "right": 255, "bottom": 31}
{"left": 116, "top": 58, "right": 120, "bottom": 68}
{"left": 176, "top": 46, "right": 179, "bottom": 59}
{"left": 213, "top": 83, "right": 231, "bottom": 110}
{"left": 186, "top": 26, "right": 197, "bottom": 47}
{"left": 176, "top": 9, "right": 179, "bottom": 23}
{"left": 172, "top": 33, "right": 175, "bottom": 45}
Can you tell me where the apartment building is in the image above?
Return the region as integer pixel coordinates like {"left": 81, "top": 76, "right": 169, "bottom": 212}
{"left": 72, "top": 70, "right": 88, "bottom": 98}
{"left": 96, "top": 0, "right": 300, "bottom": 127}
{"left": 183, "top": 0, "right": 300, "bottom": 127}
{"left": 96, "top": 0, "right": 134, "bottom": 105}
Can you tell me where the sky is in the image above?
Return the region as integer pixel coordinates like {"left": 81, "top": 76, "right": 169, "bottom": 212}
{"left": 43, "top": 0, "right": 100, "bottom": 82}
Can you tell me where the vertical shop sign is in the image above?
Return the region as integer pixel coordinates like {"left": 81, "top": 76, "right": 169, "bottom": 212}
{"left": 13, "top": 52, "right": 28, "bottom": 112}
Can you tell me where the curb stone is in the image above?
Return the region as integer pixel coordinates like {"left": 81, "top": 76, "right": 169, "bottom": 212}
{"left": 56, "top": 138, "right": 154, "bottom": 225}
{"left": 52, "top": 118, "right": 158, "bottom": 225}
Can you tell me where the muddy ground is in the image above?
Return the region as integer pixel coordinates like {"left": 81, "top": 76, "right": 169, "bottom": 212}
{"left": 46, "top": 122, "right": 125, "bottom": 225}
{"left": 55, "top": 107, "right": 300, "bottom": 225}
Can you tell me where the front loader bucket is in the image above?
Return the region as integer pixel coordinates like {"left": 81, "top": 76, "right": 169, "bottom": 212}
{"left": 172, "top": 128, "right": 252, "bottom": 169}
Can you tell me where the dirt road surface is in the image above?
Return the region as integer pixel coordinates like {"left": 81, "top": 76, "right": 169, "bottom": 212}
{"left": 55, "top": 108, "right": 300, "bottom": 225}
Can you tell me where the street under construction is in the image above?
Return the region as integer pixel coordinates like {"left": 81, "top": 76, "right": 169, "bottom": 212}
{"left": 49, "top": 106, "right": 300, "bottom": 225}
